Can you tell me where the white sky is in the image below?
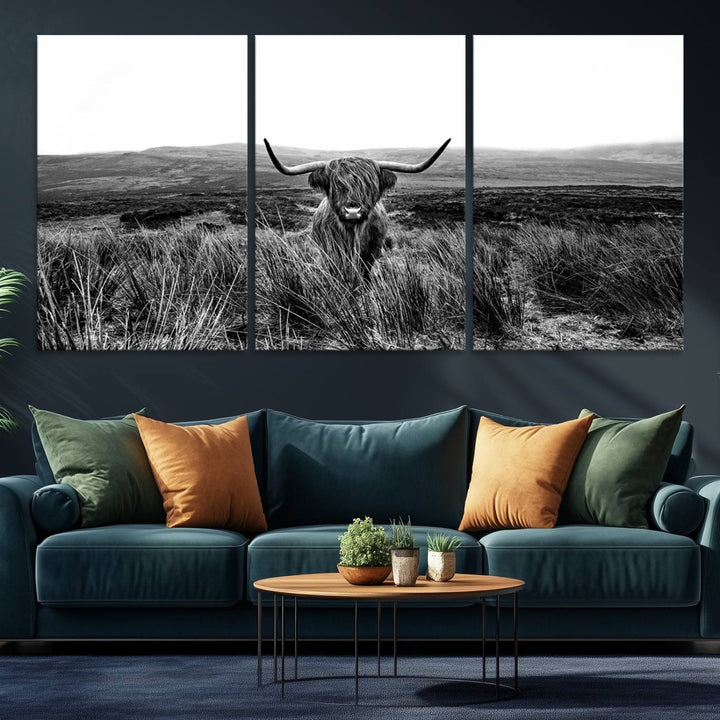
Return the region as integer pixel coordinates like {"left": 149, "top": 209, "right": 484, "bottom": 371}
{"left": 474, "top": 35, "right": 683, "bottom": 150}
{"left": 37, "top": 35, "right": 681, "bottom": 155}
{"left": 37, "top": 36, "right": 247, "bottom": 155}
{"left": 256, "top": 36, "right": 465, "bottom": 151}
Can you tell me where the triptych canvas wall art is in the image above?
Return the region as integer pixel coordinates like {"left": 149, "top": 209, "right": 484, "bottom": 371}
{"left": 36, "top": 35, "right": 683, "bottom": 352}
{"left": 37, "top": 35, "right": 248, "bottom": 351}
{"left": 473, "top": 36, "right": 684, "bottom": 351}
{"left": 255, "top": 35, "right": 466, "bottom": 350}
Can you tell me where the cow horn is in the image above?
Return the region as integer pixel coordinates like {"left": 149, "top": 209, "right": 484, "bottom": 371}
{"left": 263, "top": 139, "right": 327, "bottom": 175}
{"left": 377, "top": 138, "right": 451, "bottom": 173}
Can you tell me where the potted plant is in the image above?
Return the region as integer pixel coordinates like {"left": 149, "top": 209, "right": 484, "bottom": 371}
{"left": 390, "top": 516, "right": 419, "bottom": 586}
{"left": 426, "top": 533, "right": 462, "bottom": 582}
{"left": 337, "top": 516, "right": 392, "bottom": 585}
{"left": 0, "top": 268, "right": 25, "bottom": 432}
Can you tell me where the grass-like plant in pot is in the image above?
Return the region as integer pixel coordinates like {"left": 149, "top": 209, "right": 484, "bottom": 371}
{"left": 426, "top": 533, "right": 462, "bottom": 582}
{"left": 0, "top": 268, "right": 25, "bottom": 432}
{"left": 390, "top": 516, "right": 419, "bottom": 587}
{"left": 337, "top": 516, "right": 392, "bottom": 585}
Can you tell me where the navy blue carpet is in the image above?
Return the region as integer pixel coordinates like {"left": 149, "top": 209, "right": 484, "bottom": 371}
{"left": 1, "top": 652, "right": 718, "bottom": 719}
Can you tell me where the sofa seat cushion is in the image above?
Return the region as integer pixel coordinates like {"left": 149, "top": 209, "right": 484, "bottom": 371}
{"left": 247, "top": 525, "right": 483, "bottom": 604}
{"left": 481, "top": 526, "right": 700, "bottom": 608}
{"left": 36, "top": 525, "right": 248, "bottom": 608}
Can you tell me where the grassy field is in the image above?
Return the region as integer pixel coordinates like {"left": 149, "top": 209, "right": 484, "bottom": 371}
{"left": 36, "top": 143, "right": 682, "bottom": 352}
{"left": 256, "top": 220, "right": 465, "bottom": 351}
{"left": 255, "top": 187, "right": 465, "bottom": 350}
{"left": 37, "top": 213, "right": 247, "bottom": 351}
{"left": 473, "top": 186, "right": 683, "bottom": 350}
{"left": 37, "top": 144, "right": 249, "bottom": 351}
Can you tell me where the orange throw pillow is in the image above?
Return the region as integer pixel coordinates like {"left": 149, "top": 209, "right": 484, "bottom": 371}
{"left": 459, "top": 415, "right": 593, "bottom": 531}
{"left": 134, "top": 414, "right": 267, "bottom": 533}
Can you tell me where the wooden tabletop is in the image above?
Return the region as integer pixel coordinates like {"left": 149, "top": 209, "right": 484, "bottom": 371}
{"left": 253, "top": 573, "right": 524, "bottom": 600}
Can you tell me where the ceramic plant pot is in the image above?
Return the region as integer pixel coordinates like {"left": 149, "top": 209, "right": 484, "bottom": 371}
{"left": 337, "top": 564, "right": 392, "bottom": 585}
{"left": 426, "top": 550, "right": 456, "bottom": 582}
{"left": 391, "top": 547, "right": 420, "bottom": 586}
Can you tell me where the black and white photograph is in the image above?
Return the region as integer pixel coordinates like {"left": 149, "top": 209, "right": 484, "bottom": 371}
{"left": 473, "top": 35, "right": 683, "bottom": 351}
{"left": 255, "top": 35, "right": 465, "bottom": 351}
{"left": 37, "top": 35, "right": 248, "bottom": 351}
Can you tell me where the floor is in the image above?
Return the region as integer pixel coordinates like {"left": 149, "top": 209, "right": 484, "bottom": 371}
{"left": 2, "top": 638, "right": 720, "bottom": 656}
{"left": 0, "top": 643, "right": 718, "bottom": 720}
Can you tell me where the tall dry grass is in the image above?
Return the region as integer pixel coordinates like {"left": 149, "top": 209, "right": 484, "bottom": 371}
{"left": 520, "top": 220, "right": 683, "bottom": 336}
{"left": 473, "top": 219, "right": 683, "bottom": 346}
{"left": 37, "top": 222, "right": 247, "bottom": 350}
{"left": 255, "top": 220, "right": 464, "bottom": 350}
{"left": 473, "top": 227, "right": 526, "bottom": 345}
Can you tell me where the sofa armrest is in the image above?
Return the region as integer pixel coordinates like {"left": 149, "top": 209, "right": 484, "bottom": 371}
{"left": 0, "top": 475, "right": 46, "bottom": 639}
{"left": 685, "top": 475, "right": 720, "bottom": 637}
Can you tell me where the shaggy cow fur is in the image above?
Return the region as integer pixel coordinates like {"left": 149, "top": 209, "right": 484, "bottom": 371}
{"left": 308, "top": 157, "right": 397, "bottom": 279}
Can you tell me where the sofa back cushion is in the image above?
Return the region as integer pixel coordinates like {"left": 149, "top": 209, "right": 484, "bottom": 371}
{"left": 665, "top": 420, "right": 694, "bottom": 484}
{"left": 468, "top": 408, "right": 694, "bottom": 486}
{"left": 265, "top": 407, "right": 468, "bottom": 529}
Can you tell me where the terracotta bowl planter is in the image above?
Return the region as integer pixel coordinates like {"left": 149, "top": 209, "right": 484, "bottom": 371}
{"left": 337, "top": 564, "right": 392, "bottom": 585}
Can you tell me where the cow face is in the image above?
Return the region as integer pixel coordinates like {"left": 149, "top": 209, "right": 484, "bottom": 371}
{"left": 309, "top": 158, "right": 397, "bottom": 225}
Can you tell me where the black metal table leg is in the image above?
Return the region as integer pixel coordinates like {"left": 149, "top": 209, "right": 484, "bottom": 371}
{"left": 257, "top": 590, "right": 262, "bottom": 688}
{"left": 495, "top": 594, "right": 500, "bottom": 699}
{"left": 273, "top": 594, "right": 278, "bottom": 683}
{"left": 481, "top": 597, "right": 486, "bottom": 681}
{"left": 281, "top": 595, "right": 286, "bottom": 698}
{"left": 294, "top": 596, "right": 298, "bottom": 680}
{"left": 514, "top": 591, "right": 519, "bottom": 691}
{"left": 354, "top": 601, "right": 359, "bottom": 705}
{"left": 393, "top": 600, "right": 398, "bottom": 678}
{"left": 377, "top": 601, "right": 382, "bottom": 677}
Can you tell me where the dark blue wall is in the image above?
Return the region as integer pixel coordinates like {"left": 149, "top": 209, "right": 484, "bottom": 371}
{"left": 1, "top": 0, "right": 718, "bottom": 476}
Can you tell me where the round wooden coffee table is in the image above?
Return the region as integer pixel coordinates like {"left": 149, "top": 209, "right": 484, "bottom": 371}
{"left": 254, "top": 572, "right": 524, "bottom": 705}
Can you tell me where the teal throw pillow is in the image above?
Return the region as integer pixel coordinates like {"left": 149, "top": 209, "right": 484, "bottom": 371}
{"left": 559, "top": 406, "right": 685, "bottom": 528}
{"left": 29, "top": 406, "right": 165, "bottom": 528}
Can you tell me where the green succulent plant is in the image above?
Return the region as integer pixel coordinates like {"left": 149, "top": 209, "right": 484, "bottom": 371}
{"left": 0, "top": 268, "right": 25, "bottom": 433}
{"left": 427, "top": 533, "right": 462, "bottom": 553}
{"left": 338, "top": 517, "right": 391, "bottom": 567}
{"left": 390, "top": 516, "right": 416, "bottom": 549}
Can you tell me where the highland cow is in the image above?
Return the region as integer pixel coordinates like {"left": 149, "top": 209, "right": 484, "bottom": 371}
{"left": 264, "top": 138, "right": 451, "bottom": 279}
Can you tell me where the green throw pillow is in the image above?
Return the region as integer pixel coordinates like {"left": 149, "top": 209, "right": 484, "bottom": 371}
{"left": 29, "top": 407, "right": 165, "bottom": 528}
{"left": 559, "top": 406, "right": 685, "bottom": 528}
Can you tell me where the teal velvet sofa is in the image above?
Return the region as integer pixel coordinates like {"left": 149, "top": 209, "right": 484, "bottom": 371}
{"left": 1, "top": 406, "right": 718, "bottom": 642}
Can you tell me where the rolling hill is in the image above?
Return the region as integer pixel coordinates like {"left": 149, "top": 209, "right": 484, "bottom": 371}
{"left": 37, "top": 143, "right": 248, "bottom": 199}
{"left": 37, "top": 140, "right": 683, "bottom": 200}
